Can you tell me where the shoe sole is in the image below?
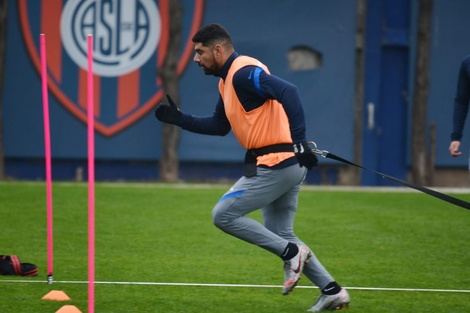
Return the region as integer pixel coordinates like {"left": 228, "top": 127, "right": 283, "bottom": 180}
{"left": 331, "top": 303, "right": 349, "bottom": 311}
{"left": 308, "top": 303, "right": 349, "bottom": 312}
{"left": 282, "top": 250, "right": 312, "bottom": 295}
{"left": 308, "top": 301, "right": 349, "bottom": 312}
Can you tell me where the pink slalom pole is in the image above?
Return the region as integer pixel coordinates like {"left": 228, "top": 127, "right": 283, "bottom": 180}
{"left": 87, "top": 34, "right": 95, "bottom": 313}
{"left": 40, "top": 33, "right": 54, "bottom": 284}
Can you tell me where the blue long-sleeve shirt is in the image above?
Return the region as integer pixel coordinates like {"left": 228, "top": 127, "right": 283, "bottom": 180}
{"left": 451, "top": 55, "right": 470, "bottom": 141}
{"left": 179, "top": 52, "right": 307, "bottom": 144}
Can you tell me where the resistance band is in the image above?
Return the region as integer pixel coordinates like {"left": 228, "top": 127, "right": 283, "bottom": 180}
{"left": 310, "top": 142, "right": 470, "bottom": 211}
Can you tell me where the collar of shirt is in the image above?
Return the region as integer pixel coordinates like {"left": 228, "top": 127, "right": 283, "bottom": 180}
{"left": 215, "top": 52, "right": 239, "bottom": 80}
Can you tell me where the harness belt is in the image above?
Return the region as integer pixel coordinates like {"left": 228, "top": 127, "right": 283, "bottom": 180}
{"left": 249, "top": 143, "right": 294, "bottom": 157}
{"left": 243, "top": 143, "right": 294, "bottom": 177}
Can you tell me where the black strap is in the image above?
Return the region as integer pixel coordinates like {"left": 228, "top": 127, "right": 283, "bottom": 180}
{"left": 243, "top": 144, "right": 294, "bottom": 178}
{"left": 324, "top": 151, "right": 470, "bottom": 211}
{"left": 249, "top": 143, "right": 294, "bottom": 157}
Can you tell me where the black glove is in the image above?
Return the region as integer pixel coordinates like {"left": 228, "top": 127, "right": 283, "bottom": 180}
{"left": 154, "top": 94, "right": 182, "bottom": 125}
{"left": 293, "top": 141, "right": 318, "bottom": 170}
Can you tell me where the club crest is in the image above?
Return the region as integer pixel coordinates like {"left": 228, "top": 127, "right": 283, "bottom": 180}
{"left": 18, "top": 0, "right": 204, "bottom": 136}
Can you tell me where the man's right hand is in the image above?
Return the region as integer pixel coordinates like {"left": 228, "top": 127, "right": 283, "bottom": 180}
{"left": 155, "top": 94, "right": 183, "bottom": 125}
{"left": 449, "top": 140, "right": 462, "bottom": 157}
{"left": 293, "top": 141, "right": 318, "bottom": 169}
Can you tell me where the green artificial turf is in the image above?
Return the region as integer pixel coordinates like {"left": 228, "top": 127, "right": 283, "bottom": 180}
{"left": 1, "top": 182, "right": 469, "bottom": 312}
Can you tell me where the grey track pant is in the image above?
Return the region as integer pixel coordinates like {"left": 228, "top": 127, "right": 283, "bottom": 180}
{"left": 212, "top": 164, "right": 334, "bottom": 289}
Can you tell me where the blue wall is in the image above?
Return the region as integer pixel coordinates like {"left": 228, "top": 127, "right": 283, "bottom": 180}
{"left": 3, "top": 0, "right": 355, "bottom": 161}
{"left": 2, "top": 0, "right": 470, "bottom": 183}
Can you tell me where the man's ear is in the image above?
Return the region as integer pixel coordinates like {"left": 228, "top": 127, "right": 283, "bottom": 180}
{"left": 214, "top": 44, "right": 223, "bottom": 59}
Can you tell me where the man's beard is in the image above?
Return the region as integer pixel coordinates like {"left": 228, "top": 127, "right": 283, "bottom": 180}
{"left": 199, "top": 64, "right": 217, "bottom": 76}
{"left": 203, "top": 67, "right": 216, "bottom": 76}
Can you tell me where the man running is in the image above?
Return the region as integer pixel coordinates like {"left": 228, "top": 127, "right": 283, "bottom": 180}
{"left": 155, "top": 23, "right": 349, "bottom": 312}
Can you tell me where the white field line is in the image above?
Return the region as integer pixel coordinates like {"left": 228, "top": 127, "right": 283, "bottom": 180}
{"left": 1, "top": 279, "right": 469, "bottom": 293}
{"left": 1, "top": 180, "right": 469, "bottom": 194}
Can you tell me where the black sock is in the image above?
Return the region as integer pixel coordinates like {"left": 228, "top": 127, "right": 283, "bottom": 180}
{"left": 280, "top": 243, "right": 298, "bottom": 261}
{"left": 321, "top": 281, "right": 342, "bottom": 295}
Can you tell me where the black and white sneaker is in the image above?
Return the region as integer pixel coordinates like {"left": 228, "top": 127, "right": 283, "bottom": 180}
{"left": 281, "top": 245, "right": 311, "bottom": 295}
{"left": 308, "top": 288, "right": 350, "bottom": 312}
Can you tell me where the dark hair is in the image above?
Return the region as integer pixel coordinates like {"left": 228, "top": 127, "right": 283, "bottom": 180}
{"left": 192, "top": 23, "right": 233, "bottom": 47}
